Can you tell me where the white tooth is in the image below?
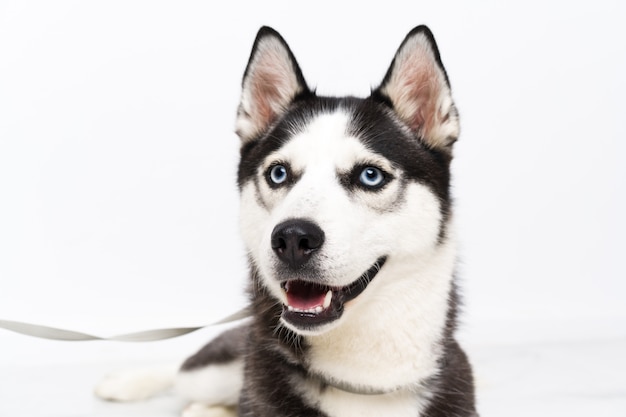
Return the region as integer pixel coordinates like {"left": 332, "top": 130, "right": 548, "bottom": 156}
{"left": 314, "top": 306, "right": 323, "bottom": 314}
{"left": 323, "top": 290, "right": 332, "bottom": 309}
{"left": 288, "top": 305, "right": 294, "bottom": 311}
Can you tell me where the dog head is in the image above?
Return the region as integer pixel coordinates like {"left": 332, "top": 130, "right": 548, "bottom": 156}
{"left": 236, "top": 26, "right": 458, "bottom": 336}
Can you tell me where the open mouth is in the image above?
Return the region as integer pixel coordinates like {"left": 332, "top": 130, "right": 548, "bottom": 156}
{"left": 280, "top": 257, "right": 387, "bottom": 330}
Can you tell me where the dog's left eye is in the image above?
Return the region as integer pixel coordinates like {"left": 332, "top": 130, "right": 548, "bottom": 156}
{"left": 359, "top": 167, "right": 386, "bottom": 188}
{"left": 268, "top": 164, "right": 289, "bottom": 185}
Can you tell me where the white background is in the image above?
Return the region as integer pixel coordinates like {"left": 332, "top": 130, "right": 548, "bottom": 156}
{"left": 1, "top": 1, "right": 625, "bottom": 416}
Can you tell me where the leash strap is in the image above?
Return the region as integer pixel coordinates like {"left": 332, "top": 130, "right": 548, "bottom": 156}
{"left": 0, "top": 306, "right": 252, "bottom": 342}
{"left": 1, "top": 308, "right": 421, "bottom": 397}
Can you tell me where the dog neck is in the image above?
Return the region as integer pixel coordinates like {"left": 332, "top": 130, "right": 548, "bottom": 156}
{"left": 308, "top": 371, "right": 420, "bottom": 396}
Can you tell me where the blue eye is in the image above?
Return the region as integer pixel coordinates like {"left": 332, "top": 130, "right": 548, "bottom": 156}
{"left": 269, "top": 164, "right": 288, "bottom": 185}
{"left": 359, "top": 167, "right": 385, "bottom": 188}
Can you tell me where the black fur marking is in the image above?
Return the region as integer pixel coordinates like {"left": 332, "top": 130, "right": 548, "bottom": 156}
{"left": 348, "top": 98, "right": 452, "bottom": 204}
{"left": 180, "top": 326, "right": 247, "bottom": 370}
{"left": 422, "top": 339, "right": 477, "bottom": 417}
{"left": 419, "top": 278, "right": 477, "bottom": 416}
{"left": 239, "top": 345, "right": 325, "bottom": 417}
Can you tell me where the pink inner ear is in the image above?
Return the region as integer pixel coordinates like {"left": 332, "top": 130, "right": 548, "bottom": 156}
{"left": 248, "top": 46, "right": 300, "bottom": 132}
{"left": 251, "top": 68, "right": 286, "bottom": 130}
{"left": 396, "top": 54, "right": 440, "bottom": 136}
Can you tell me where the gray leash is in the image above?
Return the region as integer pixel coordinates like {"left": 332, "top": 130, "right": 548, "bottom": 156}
{"left": 0, "top": 306, "right": 251, "bottom": 342}
{"left": 1, "top": 307, "right": 416, "bottom": 397}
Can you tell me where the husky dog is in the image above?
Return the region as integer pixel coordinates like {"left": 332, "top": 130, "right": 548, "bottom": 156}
{"left": 96, "top": 26, "right": 477, "bottom": 417}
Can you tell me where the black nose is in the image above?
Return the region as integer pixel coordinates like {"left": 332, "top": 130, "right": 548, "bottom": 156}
{"left": 271, "top": 219, "right": 325, "bottom": 269}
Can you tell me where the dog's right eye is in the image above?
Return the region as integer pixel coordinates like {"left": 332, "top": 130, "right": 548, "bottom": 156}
{"left": 359, "top": 167, "right": 385, "bottom": 188}
{"left": 268, "top": 164, "right": 289, "bottom": 186}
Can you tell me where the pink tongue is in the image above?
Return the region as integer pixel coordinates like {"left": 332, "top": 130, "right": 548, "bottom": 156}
{"left": 285, "top": 281, "right": 328, "bottom": 310}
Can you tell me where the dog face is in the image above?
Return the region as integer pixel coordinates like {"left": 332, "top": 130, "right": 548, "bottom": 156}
{"left": 236, "top": 27, "right": 458, "bottom": 336}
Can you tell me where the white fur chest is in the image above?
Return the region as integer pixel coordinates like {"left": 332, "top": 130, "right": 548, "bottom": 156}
{"left": 316, "top": 387, "right": 427, "bottom": 417}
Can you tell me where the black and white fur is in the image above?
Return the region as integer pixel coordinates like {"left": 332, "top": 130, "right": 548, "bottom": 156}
{"left": 96, "top": 26, "right": 477, "bottom": 417}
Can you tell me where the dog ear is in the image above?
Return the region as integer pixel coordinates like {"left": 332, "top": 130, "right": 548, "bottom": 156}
{"left": 373, "top": 26, "right": 459, "bottom": 151}
{"left": 235, "top": 27, "right": 310, "bottom": 143}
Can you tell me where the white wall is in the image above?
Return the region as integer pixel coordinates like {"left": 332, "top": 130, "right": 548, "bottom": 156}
{"left": 1, "top": 0, "right": 624, "bottom": 352}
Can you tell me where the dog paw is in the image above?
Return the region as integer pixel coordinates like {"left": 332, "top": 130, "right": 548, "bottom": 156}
{"left": 182, "top": 403, "right": 237, "bottom": 417}
{"left": 94, "top": 365, "right": 176, "bottom": 402}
